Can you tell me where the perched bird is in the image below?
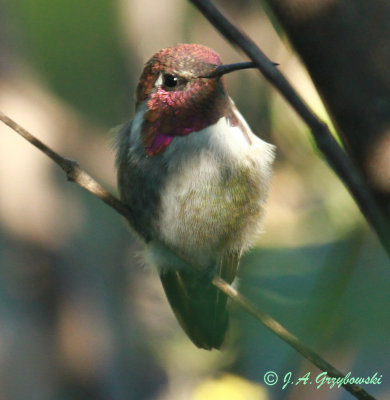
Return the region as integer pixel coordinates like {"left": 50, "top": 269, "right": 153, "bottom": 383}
{"left": 116, "top": 44, "right": 275, "bottom": 350}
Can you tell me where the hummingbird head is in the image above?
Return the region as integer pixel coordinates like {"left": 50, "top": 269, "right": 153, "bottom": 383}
{"left": 136, "top": 44, "right": 256, "bottom": 156}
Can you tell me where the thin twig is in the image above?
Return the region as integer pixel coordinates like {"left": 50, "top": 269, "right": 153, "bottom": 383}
{"left": 0, "top": 111, "right": 134, "bottom": 225}
{"left": 1, "top": 112, "right": 376, "bottom": 400}
{"left": 188, "top": 0, "right": 390, "bottom": 256}
{"left": 213, "top": 276, "right": 376, "bottom": 400}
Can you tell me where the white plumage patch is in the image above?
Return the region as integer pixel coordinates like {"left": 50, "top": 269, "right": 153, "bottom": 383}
{"left": 153, "top": 106, "right": 275, "bottom": 269}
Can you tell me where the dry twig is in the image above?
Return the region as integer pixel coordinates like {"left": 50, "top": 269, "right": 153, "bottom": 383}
{"left": 0, "top": 111, "right": 134, "bottom": 225}
{"left": 213, "top": 277, "right": 376, "bottom": 400}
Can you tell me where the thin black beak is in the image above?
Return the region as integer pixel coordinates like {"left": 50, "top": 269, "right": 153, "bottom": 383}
{"left": 200, "top": 61, "right": 278, "bottom": 78}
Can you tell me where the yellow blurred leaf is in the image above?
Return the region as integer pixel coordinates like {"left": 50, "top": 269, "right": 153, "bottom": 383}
{"left": 192, "top": 374, "right": 268, "bottom": 400}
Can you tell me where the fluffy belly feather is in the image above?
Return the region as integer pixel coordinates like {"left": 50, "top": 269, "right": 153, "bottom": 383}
{"left": 118, "top": 113, "right": 275, "bottom": 268}
{"left": 157, "top": 149, "right": 266, "bottom": 264}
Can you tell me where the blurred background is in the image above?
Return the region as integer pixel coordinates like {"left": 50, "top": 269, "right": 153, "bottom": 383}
{"left": 0, "top": 1, "right": 389, "bottom": 399}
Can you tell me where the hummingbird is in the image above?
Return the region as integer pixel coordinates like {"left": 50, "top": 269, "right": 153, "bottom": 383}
{"left": 116, "top": 44, "right": 275, "bottom": 350}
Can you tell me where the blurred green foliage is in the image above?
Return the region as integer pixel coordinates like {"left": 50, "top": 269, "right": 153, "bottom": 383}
{"left": 9, "top": 0, "right": 132, "bottom": 125}
{"left": 0, "top": 1, "right": 389, "bottom": 400}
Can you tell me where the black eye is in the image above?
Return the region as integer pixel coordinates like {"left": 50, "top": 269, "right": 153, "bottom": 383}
{"left": 163, "top": 74, "right": 178, "bottom": 88}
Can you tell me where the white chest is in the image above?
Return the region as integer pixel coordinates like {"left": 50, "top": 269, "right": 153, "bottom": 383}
{"left": 155, "top": 115, "right": 275, "bottom": 263}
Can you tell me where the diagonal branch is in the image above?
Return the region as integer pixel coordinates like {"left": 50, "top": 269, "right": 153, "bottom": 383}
{"left": 213, "top": 276, "right": 376, "bottom": 400}
{"left": 1, "top": 112, "right": 376, "bottom": 400}
{"left": 0, "top": 111, "right": 135, "bottom": 225}
{"left": 188, "top": 0, "right": 390, "bottom": 256}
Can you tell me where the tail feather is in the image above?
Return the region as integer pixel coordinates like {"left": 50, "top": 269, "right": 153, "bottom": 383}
{"left": 159, "top": 251, "right": 240, "bottom": 350}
